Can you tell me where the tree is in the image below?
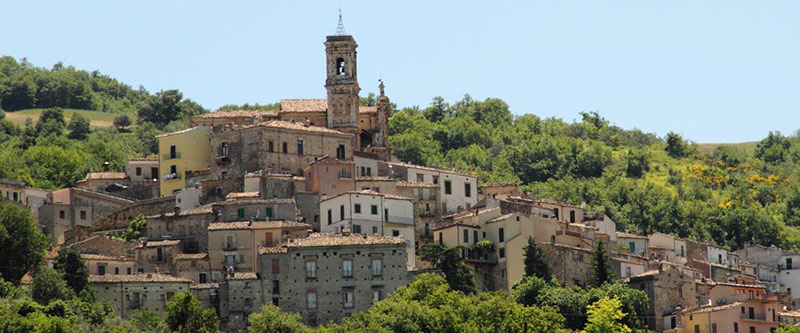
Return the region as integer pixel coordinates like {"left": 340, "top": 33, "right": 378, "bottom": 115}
{"left": 0, "top": 203, "right": 49, "bottom": 285}
{"left": 625, "top": 149, "right": 649, "bottom": 178}
{"left": 512, "top": 275, "right": 551, "bottom": 306}
{"left": 419, "top": 244, "right": 476, "bottom": 294}
{"left": 118, "top": 214, "right": 147, "bottom": 242}
{"left": 35, "top": 107, "right": 66, "bottom": 137}
{"left": 523, "top": 237, "right": 553, "bottom": 280}
{"left": 113, "top": 114, "right": 132, "bottom": 131}
{"left": 66, "top": 112, "right": 91, "bottom": 140}
{"left": 665, "top": 132, "right": 690, "bottom": 158}
{"left": 138, "top": 89, "right": 207, "bottom": 128}
{"left": 248, "top": 304, "right": 310, "bottom": 333}
{"left": 53, "top": 247, "right": 89, "bottom": 294}
{"left": 582, "top": 297, "right": 631, "bottom": 333}
{"left": 130, "top": 308, "right": 166, "bottom": 332}
{"left": 589, "top": 240, "right": 615, "bottom": 287}
{"left": 165, "top": 291, "right": 219, "bottom": 333}
{"left": 31, "top": 266, "right": 74, "bottom": 304}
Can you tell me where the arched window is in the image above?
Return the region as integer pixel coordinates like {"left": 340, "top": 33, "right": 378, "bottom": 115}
{"left": 336, "top": 57, "right": 346, "bottom": 75}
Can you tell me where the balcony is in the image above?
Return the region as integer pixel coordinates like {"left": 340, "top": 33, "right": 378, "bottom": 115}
{"left": 387, "top": 216, "right": 414, "bottom": 225}
{"left": 338, "top": 170, "right": 353, "bottom": 179}
{"left": 161, "top": 152, "right": 181, "bottom": 160}
{"left": 223, "top": 244, "right": 237, "bottom": 251}
{"left": 740, "top": 313, "right": 768, "bottom": 321}
{"left": 162, "top": 173, "right": 182, "bottom": 182}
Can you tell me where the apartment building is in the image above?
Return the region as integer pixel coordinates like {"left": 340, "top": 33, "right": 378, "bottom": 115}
{"left": 157, "top": 126, "right": 212, "bottom": 196}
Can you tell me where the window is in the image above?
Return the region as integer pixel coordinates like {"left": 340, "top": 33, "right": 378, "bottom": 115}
{"left": 499, "top": 248, "right": 506, "bottom": 258}
{"left": 59, "top": 210, "right": 65, "bottom": 219}
{"left": 266, "top": 207, "right": 273, "bottom": 218}
{"left": 432, "top": 175, "right": 439, "bottom": 184}
{"left": 98, "top": 265, "right": 106, "bottom": 276}
{"left": 268, "top": 141, "right": 274, "bottom": 152}
{"left": 354, "top": 204, "right": 361, "bottom": 214}
{"left": 417, "top": 174, "right": 424, "bottom": 182}
{"left": 629, "top": 242, "right": 635, "bottom": 252}
{"left": 307, "top": 292, "right": 317, "bottom": 310}
{"left": 199, "top": 273, "right": 207, "bottom": 283}
{"left": 499, "top": 228, "right": 505, "bottom": 242}
{"left": 136, "top": 167, "right": 142, "bottom": 176}
{"left": 569, "top": 210, "right": 575, "bottom": 223}
{"left": 463, "top": 229, "right": 469, "bottom": 243}
{"left": 734, "top": 322, "right": 738, "bottom": 332}
{"left": 342, "top": 260, "right": 353, "bottom": 277}
{"left": 306, "top": 261, "right": 317, "bottom": 279}
{"left": 439, "top": 232, "right": 443, "bottom": 245}
{"left": 343, "top": 288, "right": 354, "bottom": 308}
{"left": 225, "top": 235, "right": 235, "bottom": 249}
{"left": 424, "top": 223, "right": 431, "bottom": 236}
{"left": 170, "top": 165, "right": 177, "bottom": 175}
{"left": 353, "top": 225, "right": 361, "bottom": 233}
{"left": 444, "top": 180, "right": 452, "bottom": 194}
{"left": 297, "top": 139, "right": 304, "bottom": 155}
{"left": 340, "top": 205, "right": 345, "bottom": 221}
{"left": 237, "top": 208, "right": 245, "bottom": 219}
{"left": 157, "top": 247, "right": 164, "bottom": 261}
{"left": 371, "top": 205, "right": 378, "bottom": 215}
{"left": 712, "top": 324, "right": 717, "bottom": 333}
{"left": 392, "top": 229, "right": 400, "bottom": 237}
{"left": 372, "top": 226, "right": 378, "bottom": 234}
{"left": 327, "top": 209, "right": 332, "bottom": 225}
{"left": 114, "top": 267, "right": 119, "bottom": 275}
{"left": 473, "top": 231, "right": 478, "bottom": 244}
{"left": 788, "top": 258, "right": 793, "bottom": 270}
{"left": 272, "top": 280, "right": 280, "bottom": 294}
{"left": 337, "top": 144, "right": 346, "bottom": 159}
{"left": 220, "top": 142, "right": 228, "bottom": 157}
{"left": 373, "top": 289, "right": 383, "bottom": 301}
{"left": 553, "top": 208, "right": 559, "bottom": 220}
{"left": 465, "top": 183, "right": 471, "bottom": 197}
{"left": 384, "top": 208, "right": 389, "bottom": 221}
{"left": 280, "top": 142, "right": 287, "bottom": 153}
{"left": 366, "top": 167, "right": 372, "bottom": 176}
{"left": 694, "top": 325, "right": 699, "bottom": 333}
{"left": 170, "top": 145, "right": 177, "bottom": 159}
{"left": 749, "top": 327, "right": 755, "bottom": 333}
{"left": 221, "top": 171, "right": 228, "bottom": 179}
{"left": 127, "top": 267, "right": 132, "bottom": 275}
{"left": 372, "top": 259, "right": 382, "bottom": 276}
{"left": 80, "top": 210, "right": 86, "bottom": 220}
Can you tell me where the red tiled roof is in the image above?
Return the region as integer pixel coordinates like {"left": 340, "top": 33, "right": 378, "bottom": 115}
{"left": 280, "top": 99, "right": 327, "bottom": 112}
{"left": 175, "top": 253, "right": 208, "bottom": 260}
{"left": 81, "top": 172, "right": 127, "bottom": 181}
{"left": 193, "top": 109, "right": 278, "bottom": 119}
{"left": 285, "top": 232, "right": 406, "bottom": 248}
{"left": 89, "top": 273, "right": 191, "bottom": 283}
{"left": 208, "top": 221, "right": 311, "bottom": 231}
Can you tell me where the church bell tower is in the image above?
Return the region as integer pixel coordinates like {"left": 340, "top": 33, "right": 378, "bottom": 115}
{"left": 325, "top": 12, "right": 360, "bottom": 131}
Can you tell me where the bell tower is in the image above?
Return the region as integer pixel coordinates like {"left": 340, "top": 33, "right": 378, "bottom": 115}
{"left": 325, "top": 12, "right": 360, "bottom": 131}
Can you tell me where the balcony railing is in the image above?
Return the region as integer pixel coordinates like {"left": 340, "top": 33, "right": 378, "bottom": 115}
{"left": 740, "top": 313, "right": 767, "bottom": 321}
{"left": 339, "top": 171, "right": 353, "bottom": 179}
{"left": 161, "top": 152, "right": 181, "bottom": 160}
{"left": 223, "top": 244, "right": 237, "bottom": 251}
{"left": 387, "top": 216, "right": 414, "bottom": 225}
{"left": 162, "top": 173, "right": 182, "bottom": 181}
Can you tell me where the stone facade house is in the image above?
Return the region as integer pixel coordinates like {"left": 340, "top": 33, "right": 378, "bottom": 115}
{"left": 134, "top": 239, "right": 182, "bottom": 274}
{"left": 212, "top": 196, "right": 298, "bottom": 222}
{"left": 174, "top": 253, "right": 211, "bottom": 284}
{"left": 379, "top": 161, "right": 477, "bottom": 215}
{"left": 89, "top": 274, "right": 191, "bottom": 318}
{"left": 145, "top": 204, "right": 214, "bottom": 253}
{"left": 75, "top": 172, "right": 130, "bottom": 191}
{"left": 304, "top": 156, "right": 356, "bottom": 197}
{"left": 627, "top": 265, "right": 709, "bottom": 331}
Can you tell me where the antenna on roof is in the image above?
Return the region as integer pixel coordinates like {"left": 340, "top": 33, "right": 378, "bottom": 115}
{"left": 335, "top": 8, "right": 347, "bottom": 35}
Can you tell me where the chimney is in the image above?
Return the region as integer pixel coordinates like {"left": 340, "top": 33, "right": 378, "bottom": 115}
{"left": 341, "top": 228, "right": 351, "bottom": 236}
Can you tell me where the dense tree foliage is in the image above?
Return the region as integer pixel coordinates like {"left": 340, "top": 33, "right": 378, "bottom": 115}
{"left": 0, "top": 203, "right": 49, "bottom": 285}
{"left": 137, "top": 89, "right": 206, "bottom": 129}
{"left": 524, "top": 237, "right": 553, "bottom": 280}
{"left": 53, "top": 247, "right": 89, "bottom": 294}
{"left": 419, "top": 244, "right": 476, "bottom": 294}
{"left": 582, "top": 297, "right": 632, "bottom": 333}
{"left": 589, "top": 241, "right": 615, "bottom": 287}
{"left": 165, "top": 291, "right": 220, "bottom": 333}
{"left": 248, "top": 304, "right": 310, "bottom": 333}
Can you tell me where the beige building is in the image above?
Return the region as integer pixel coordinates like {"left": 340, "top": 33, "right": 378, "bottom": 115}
{"left": 174, "top": 253, "right": 211, "bottom": 284}
{"left": 134, "top": 239, "right": 182, "bottom": 274}
{"left": 212, "top": 196, "right": 298, "bottom": 222}
{"left": 82, "top": 253, "right": 135, "bottom": 276}
{"left": 209, "top": 120, "right": 354, "bottom": 179}
{"left": 146, "top": 204, "right": 214, "bottom": 253}
{"left": 126, "top": 157, "right": 160, "bottom": 186}
{"left": 89, "top": 274, "right": 191, "bottom": 318}
{"left": 207, "top": 220, "right": 310, "bottom": 281}
{"left": 304, "top": 156, "right": 356, "bottom": 197}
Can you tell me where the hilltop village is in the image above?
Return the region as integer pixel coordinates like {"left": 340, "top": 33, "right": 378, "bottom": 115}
{"left": 5, "top": 27, "right": 800, "bottom": 333}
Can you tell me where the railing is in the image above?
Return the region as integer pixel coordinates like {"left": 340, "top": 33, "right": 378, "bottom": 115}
{"left": 740, "top": 313, "right": 767, "bottom": 321}
{"left": 224, "top": 244, "right": 237, "bottom": 251}
{"left": 387, "top": 216, "right": 414, "bottom": 225}
{"left": 339, "top": 171, "right": 353, "bottom": 179}
{"left": 162, "top": 173, "right": 182, "bottom": 181}
{"left": 161, "top": 152, "right": 181, "bottom": 160}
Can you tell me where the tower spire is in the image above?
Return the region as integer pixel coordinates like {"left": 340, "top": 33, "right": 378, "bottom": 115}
{"left": 335, "top": 9, "right": 347, "bottom": 35}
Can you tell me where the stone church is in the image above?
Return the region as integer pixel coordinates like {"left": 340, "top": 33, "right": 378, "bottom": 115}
{"left": 191, "top": 16, "right": 392, "bottom": 160}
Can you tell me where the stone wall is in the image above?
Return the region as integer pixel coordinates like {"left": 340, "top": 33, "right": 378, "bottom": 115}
{"left": 91, "top": 196, "right": 175, "bottom": 232}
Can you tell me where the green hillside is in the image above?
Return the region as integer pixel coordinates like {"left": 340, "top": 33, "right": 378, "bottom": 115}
{"left": 4, "top": 109, "right": 129, "bottom": 128}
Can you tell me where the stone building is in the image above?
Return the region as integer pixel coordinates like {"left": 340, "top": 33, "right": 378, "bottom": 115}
{"left": 134, "top": 239, "right": 181, "bottom": 274}
{"left": 255, "top": 232, "right": 409, "bottom": 327}
{"left": 243, "top": 172, "right": 297, "bottom": 198}
{"left": 207, "top": 220, "right": 310, "bottom": 281}
{"left": 39, "top": 188, "right": 133, "bottom": 243}
{"left": 379, "top": 161, "right": 477, "bottom": 215}
{"left": 75, "top": 172, "right": 130, "bottom": 191}
{"left": 89, "top": 274, "right": 191, "bottom": 319}
{"left": 395, "top": 181, "right": 441, "bottom": 244}
{"left": 627, "top": 265, "right": 709, "bottom": 331}
{"left": 211, "top": 196, "right": 298, "bottom": 222}
{"left": 209, "top": 120, "right": 354, "bottom": 179}
{"left": 125, "top": 157, "right": 160, "bottom": 186}
{"left": 174, "top": 253, "right": 211, "bottom": 284}
{"left": 145, "top": 204, "right": 214, "bottom": 253}
{"left": 304, "top": 156, "right": 356, "bottom": 197}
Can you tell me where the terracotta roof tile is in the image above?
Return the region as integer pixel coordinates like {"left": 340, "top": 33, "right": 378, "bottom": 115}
{"left": 193, "top": 109, "right": 278, "bottom": 119}
{"left": 686, "top": 302, "right": 743, "bottom": 314}
{"left": 81, "top": 172, "right": 128, "bottom": 181}
{"left": 229, "top": 120, "right": 352, "bottom": 136}
{"left": 225, "top": 192, "right": 260, "bottom": 199}
{"left": 226, "top": 272, "right": 259, "bottom": 280}
{"left": 190, "top": 282, "right": 219, "bottom": 289}
{"left": 175, "top": 253, "right": 208, "bottom": 260}
{"left": 356, "top": 176, "right": 396, "bottom": 182}
{"left": 208, "top": 221, "right": 311, "bottom": 231}
{"left": 259, "top": 246, "right": 289, "bottom": 254}
{"left": 396, "top": 181, "right": 439, "bottom": 188}
{"left": 280, "top": 99, "right": 327, "bottom": 112}
{"left": 80, "top": 253, "right": 133, "bottom": 261}
{"left": 138, "top": 239, "right": 181, "bottom": 248}
{"left": 359, "top": 106, "right": 378, "bottom": 113}
{"left": 321, "top": 190, "right": 413, "bottom": 202}
{"left": 128, "top": 157, "right": 159, "bottom": 161}
{"left": 285, "top": 232, "right": 406, "bottom": 248}
{"left": 155, "top": 126, "right": 210, "bottom": 138}
{"left": 218, "top": 198, "right": 295, "bottom": 205}
{"left": 89, "top": 273, "right": 191, "bottom": 283}
{"left": 386, "top": 161, "right": 474, "bottom": 178}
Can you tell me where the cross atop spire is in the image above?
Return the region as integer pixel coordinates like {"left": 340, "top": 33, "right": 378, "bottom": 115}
{"left": 335, "top": 9, "right": 347, "bottom": 35}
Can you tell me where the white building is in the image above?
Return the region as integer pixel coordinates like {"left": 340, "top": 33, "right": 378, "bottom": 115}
{"left": 319, "top": 190, "right": 416, "bottom": 268}
{"left": 380, "top": 161, "right": 477, "bottom": 214}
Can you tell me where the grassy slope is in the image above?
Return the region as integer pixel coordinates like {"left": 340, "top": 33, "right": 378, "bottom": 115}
{"left": 3, "top": 109, "right": 135, "bottom": 128}
{"left": 695, "top": 141, "right": 758, "bottom": 155}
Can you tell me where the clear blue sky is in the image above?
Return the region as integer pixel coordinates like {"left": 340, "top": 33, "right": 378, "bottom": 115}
{"left": 3, "top": 1, "right": 799, "bottom": 143}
